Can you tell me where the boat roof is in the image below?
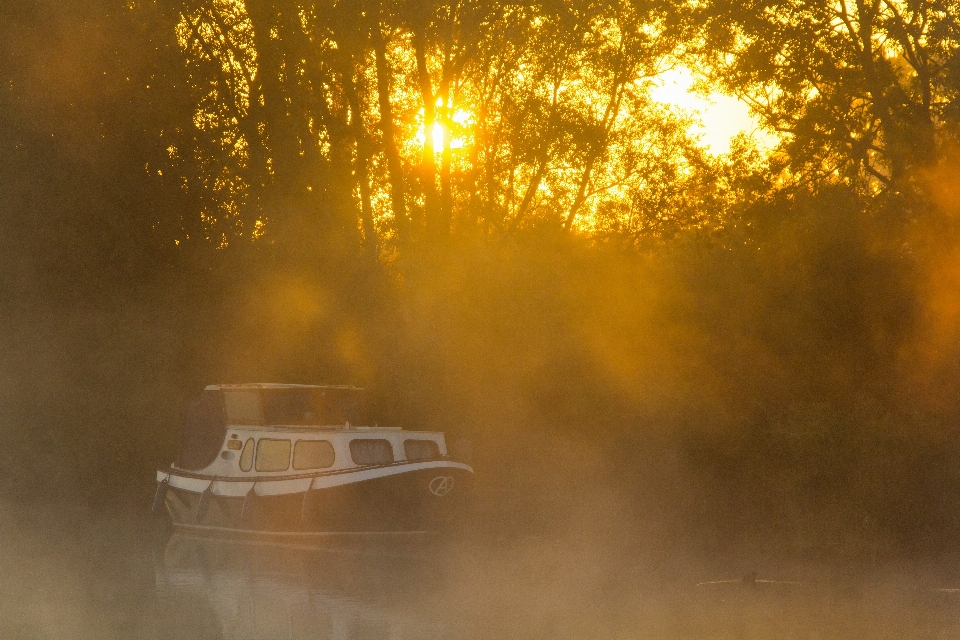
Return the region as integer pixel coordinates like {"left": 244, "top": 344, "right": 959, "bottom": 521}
{"left": 229, "top": 424, "right": 405, "bottom": 432}
{"left": 204, "top": 383, "right": 363, "bottom": 391}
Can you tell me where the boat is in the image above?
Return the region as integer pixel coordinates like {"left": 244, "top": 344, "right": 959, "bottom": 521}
{"left": 154, "top": 384, "right": 474, "bottom": 539}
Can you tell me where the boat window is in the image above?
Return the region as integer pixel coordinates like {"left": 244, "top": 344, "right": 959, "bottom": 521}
{"left": 293, "top": 440, "right": 335, "bottom": 470}
{"left": 261, "top": 389, "right": 322, "bottom": 426}
{"left": 255, "top": 438, "right": 291, "bottom": 472}
{"left": 404, "top": 439, "right": 441, "bottom": 461}
{"left": 223, "top": 390, "right": 263, "bottom": 425}
{"left": 349, "top": 439, "right": 394, "bottom": 466}
{"left": 239, "top": 438, "right": 254, "bottom": 472}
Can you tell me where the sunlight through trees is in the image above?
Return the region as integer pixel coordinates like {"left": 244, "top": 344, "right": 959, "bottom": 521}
{"left": 694, "top": 0, "right": 960, "bottom": 195}
{"left": 159, "top": 0, "right": 757, "bottom": 249}
{"left": 112, "top": 0, "right": 959, "bottom": 254}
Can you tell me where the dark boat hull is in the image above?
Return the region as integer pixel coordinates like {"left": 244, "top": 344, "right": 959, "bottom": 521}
{"left": 162, "top": 464, "right": 474, "bottom": 536}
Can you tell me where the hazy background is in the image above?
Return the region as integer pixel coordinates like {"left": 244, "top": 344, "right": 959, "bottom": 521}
{"left": 3, "top": 5, "right": 960, "bottom": 633}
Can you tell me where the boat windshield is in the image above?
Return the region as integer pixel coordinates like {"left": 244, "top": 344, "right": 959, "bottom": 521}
{"left": 178, "top": 391, "right": 227, "bottom": 470}
{"left": 261, "top": 389, "right": 317, "bottom": 425}
{"left": 259, "top": 388, "right": 369, "bottom": 426}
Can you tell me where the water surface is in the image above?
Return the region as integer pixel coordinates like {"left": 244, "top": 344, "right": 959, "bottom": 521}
{"left": 3, "top": 504, "right": 960, "bottom": 639}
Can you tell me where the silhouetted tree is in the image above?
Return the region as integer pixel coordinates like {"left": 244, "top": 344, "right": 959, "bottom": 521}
{"left": 692, "top": 0, "right": 960, "bottom": 197}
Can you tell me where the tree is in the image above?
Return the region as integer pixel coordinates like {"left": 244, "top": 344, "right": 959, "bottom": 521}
{"left": 162, "top": 0, "right": 729, "bottom": 251}
{"left": 692, "top": 0, "right": 960, "bottom": 196}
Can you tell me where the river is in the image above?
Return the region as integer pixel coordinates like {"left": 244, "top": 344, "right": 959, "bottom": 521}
{"left": 2, "top": 503, "right": 960, "bottom": 639}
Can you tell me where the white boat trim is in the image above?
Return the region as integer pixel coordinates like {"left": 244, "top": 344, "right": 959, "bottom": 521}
{"left": 159, "top": 460, "right": 473, "bottom": 496}
{"left": 211, "top": 481, "right": 255, "bottom": 497}
{"left": 258, "top": 477, "right": 312, "bottom": 496}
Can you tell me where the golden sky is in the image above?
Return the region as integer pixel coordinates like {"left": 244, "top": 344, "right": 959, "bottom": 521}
{"left": 651, "top": 68, "right": 778, "bottom": 155}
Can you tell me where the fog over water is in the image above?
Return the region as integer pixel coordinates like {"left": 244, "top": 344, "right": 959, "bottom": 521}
{"left": 5, "top": 485, "right": 960, "bottom": 640}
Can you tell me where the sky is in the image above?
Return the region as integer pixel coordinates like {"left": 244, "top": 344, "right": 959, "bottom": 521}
{"left": 651, "top": 67, "right": 779, "bottom": 155}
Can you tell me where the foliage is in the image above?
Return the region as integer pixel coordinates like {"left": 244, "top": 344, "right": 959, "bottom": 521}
{"left": 691, "top": 0, "right": 960, "bottom": 198}
{"left": 154, "top": 0, "right": 734, "bottom": 248}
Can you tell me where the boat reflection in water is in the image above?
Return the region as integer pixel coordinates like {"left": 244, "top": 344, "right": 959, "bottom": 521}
{"left": 142, "top": 533, "right": 452, "bottom": 640}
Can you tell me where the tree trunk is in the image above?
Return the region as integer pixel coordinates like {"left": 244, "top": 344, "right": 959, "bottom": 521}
{"left": 413, "top": 32, "right": 441, "bottom": 235}
{"left": 313, "top": 67, "right": 360, "bottom": 243}
{"left": 244, "top": 0, "right": 299, "bottom": 188}
{"left": 371, "top": 7, "right": 408, "bottom": 239}
{"left": 511, "top": 159, "right": 548, "bottom": 229}
{"left": 437, "top": 21, "right": 455, "bottom": 235}
{"left": 564, "top": 57, "right": 627, "bottom": 231}
{"left": 344, "top": 56, "right": 377, "bottom": 254}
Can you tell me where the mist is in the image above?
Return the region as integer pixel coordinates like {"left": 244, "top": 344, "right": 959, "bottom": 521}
{"left": 4, "top": 0, "right": 960, "bottom": 637}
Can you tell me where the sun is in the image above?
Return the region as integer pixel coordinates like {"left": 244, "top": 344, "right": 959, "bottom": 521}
{"left": 651, "top": 67, "right": 778, "bottom": 155}
{"left": 415, "top": 108, "right": 472, "bottom": 151}
{"left": 431, "top": 122, "right": 445, "bottom": 149}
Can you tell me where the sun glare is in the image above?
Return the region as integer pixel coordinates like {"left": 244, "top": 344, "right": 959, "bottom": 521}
{"left": 432, "top": 123, "right": 445, "bottom": 148}
{"left": 651, "top": 68, "right": 778, "bottom": 155}
{"left": 415, "top": 108, "right": 471, "bottom": 151}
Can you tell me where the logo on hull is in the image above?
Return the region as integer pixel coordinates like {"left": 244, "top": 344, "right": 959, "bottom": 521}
{"left": 429, "top": 476, "right": 454, "bottom": 497}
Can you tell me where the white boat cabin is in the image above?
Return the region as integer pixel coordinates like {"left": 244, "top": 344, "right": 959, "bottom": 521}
{"left": 176, "top": 384, "right": 447, "bottom": 478}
